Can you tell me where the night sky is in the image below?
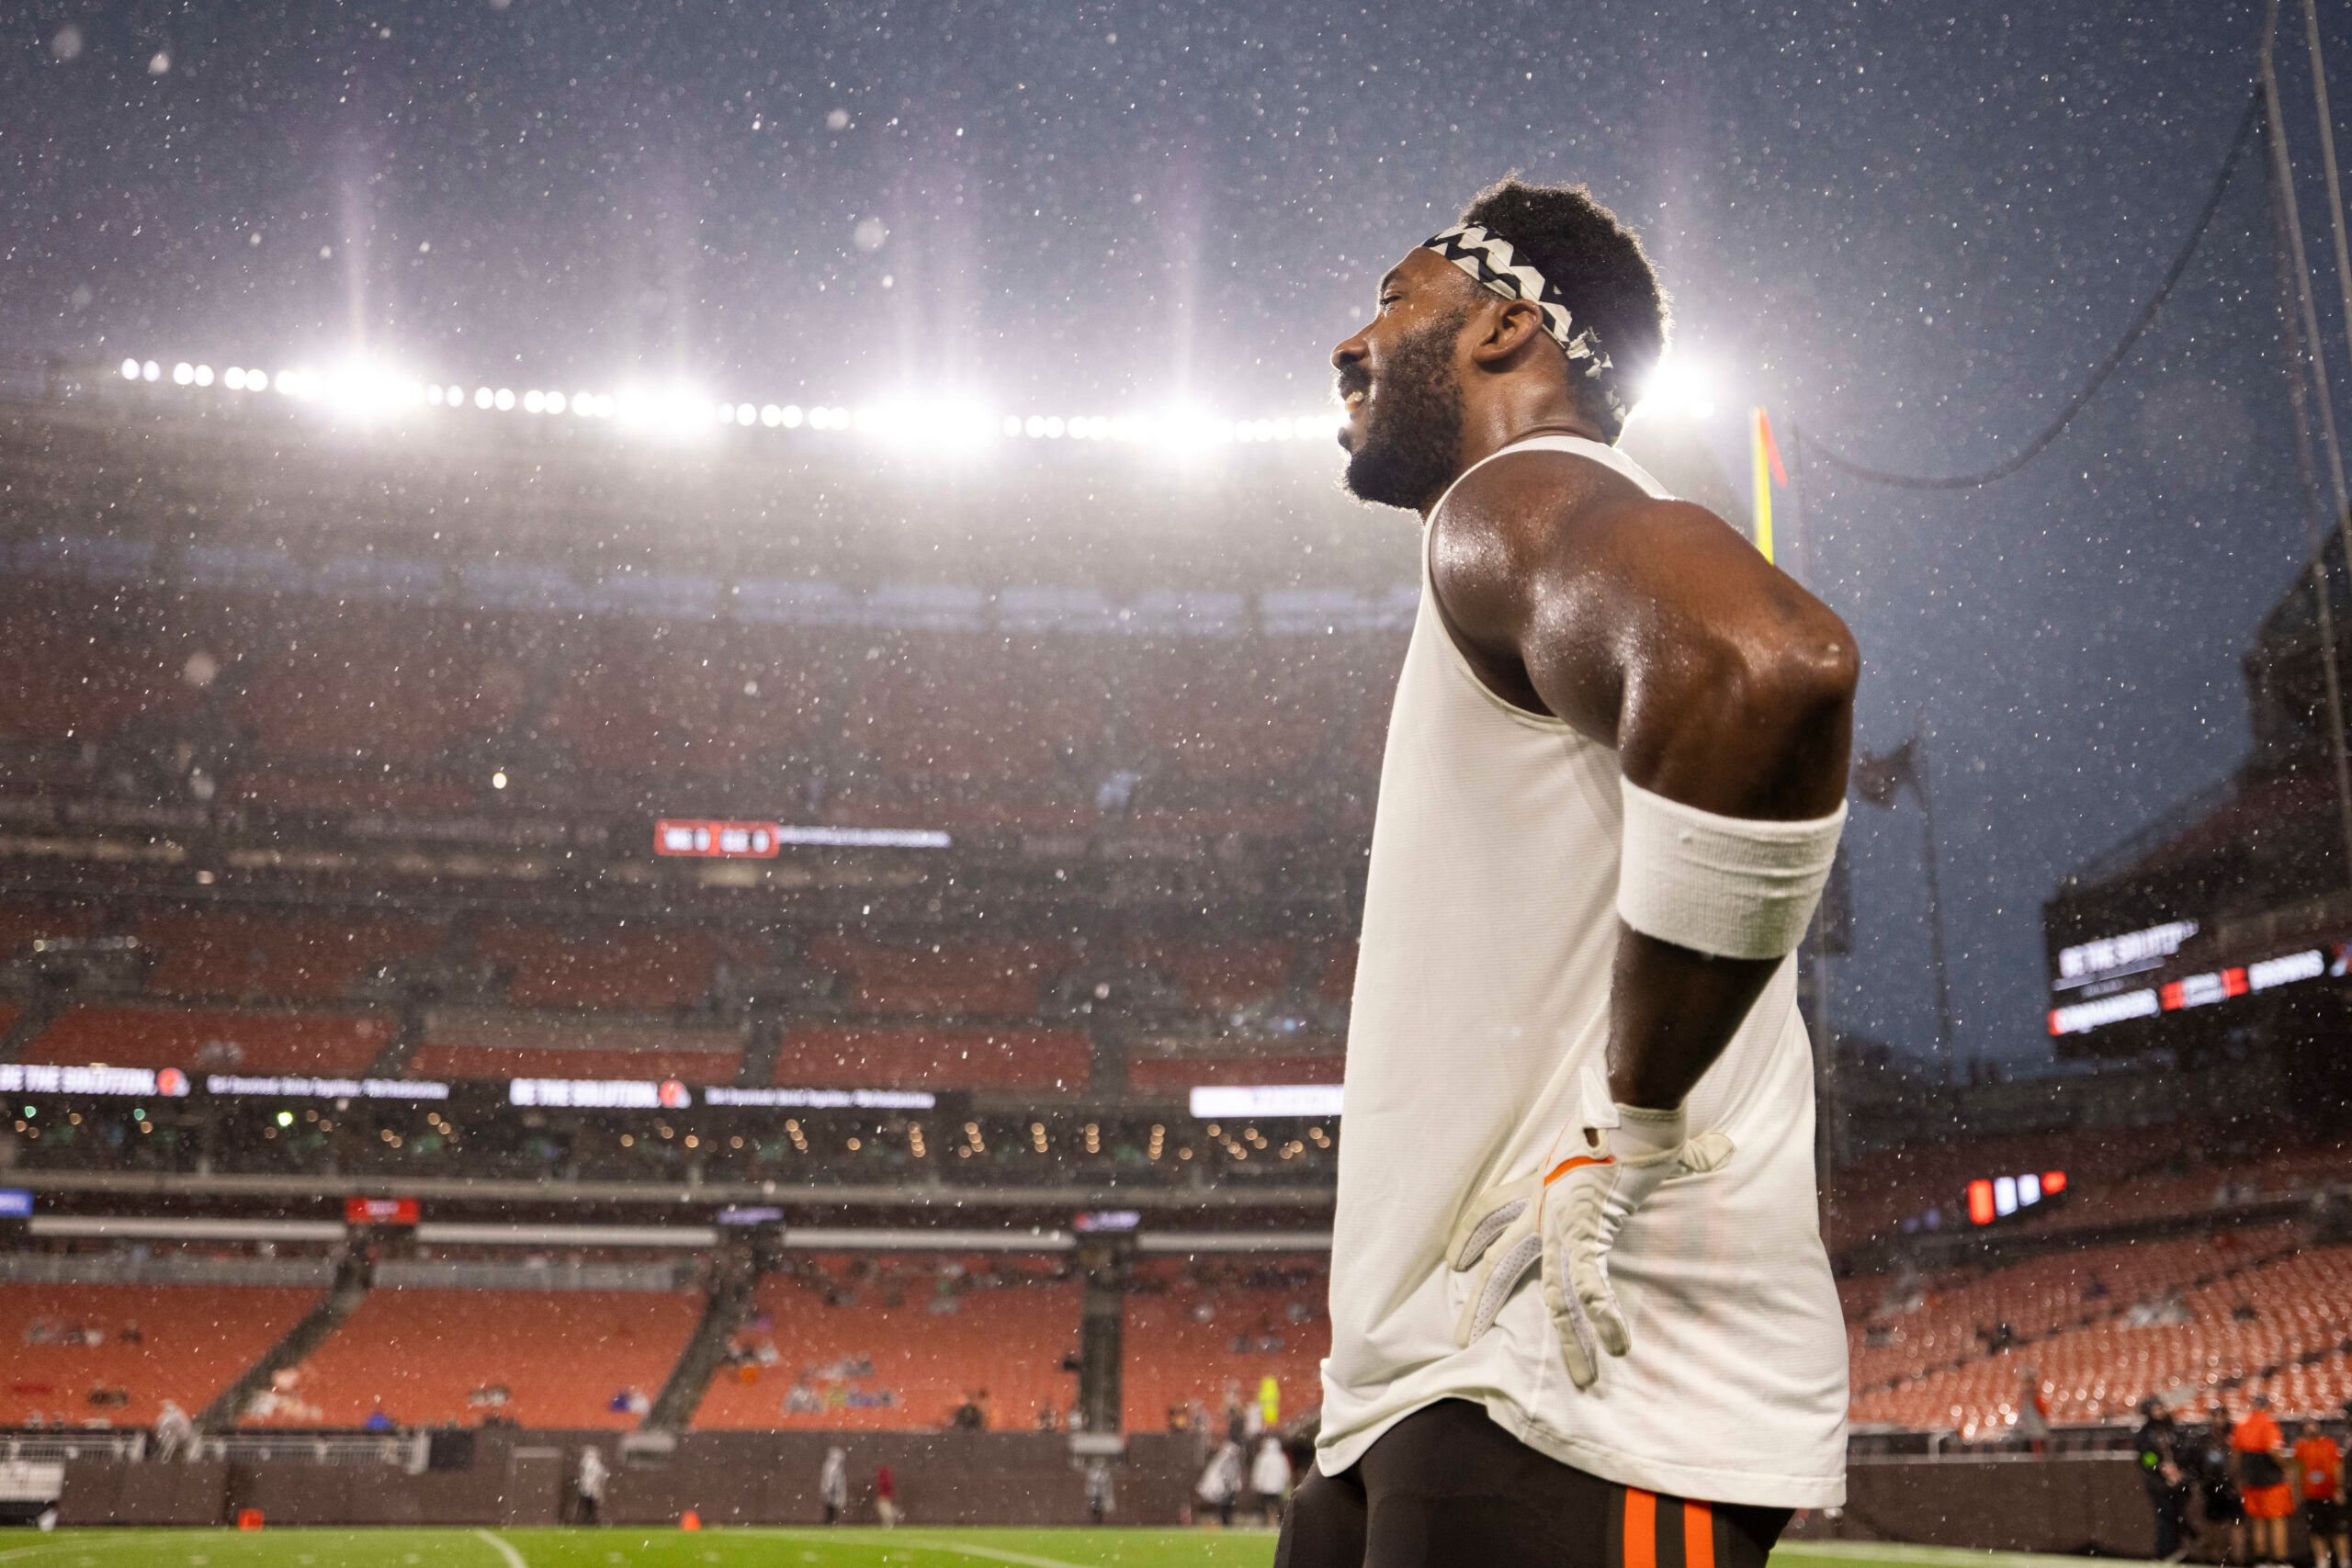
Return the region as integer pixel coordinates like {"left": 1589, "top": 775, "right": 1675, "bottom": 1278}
{"left": 5, "top": 0, "right": 2346, "bottom": 1075}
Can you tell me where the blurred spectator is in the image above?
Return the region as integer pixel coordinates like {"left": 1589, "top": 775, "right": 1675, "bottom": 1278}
{"left": 151, "top": 1400, "right": 195, "bottom": 1463}
{"left": 1086, "top": 1457, "right": 1115, "bottom": 1524}
{"left": 819, "top": 1446, "right": 848, "bottom": 1525}
{"left": 2190, "top": 1404, "right": 2246, "bottom": 1562}
{"left": 875, "top": 1462, "right": 897, "bottom": 1529}
{"left": 1195, "top": 1437, "right": 1243, "bottom": 1528}
{"left": 2235, "top": 1395, "right": 2294, "bottom": 1565}
{"left": 575, "top": 1444, "right": 607, "bottom": 1527}
{"left": 2133, "top": 1398, "right": 2189, "bottom": 1563}
{"left": 2014, "top": 1368, "right": 2049, "bottom": 1455}
{"left": 1250, "top": 1433, "right": 1292, "bottom": 1526}
{"left": 362, "top": 1405, "right": 394, "bottom": 1434}
{"left": 2301, "top": 1418, "right": 2348, "bottom": 1568}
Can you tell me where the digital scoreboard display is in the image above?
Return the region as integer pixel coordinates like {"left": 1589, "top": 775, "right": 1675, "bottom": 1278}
{"left": 655, "top": 818, "right": 779, "bottom": 858}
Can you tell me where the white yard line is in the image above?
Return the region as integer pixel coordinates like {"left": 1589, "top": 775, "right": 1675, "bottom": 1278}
{"left": 471, "top": 1528, "right": 529, "bottom": 1568}
{"left": 738, "top": 1529, "right": 1093, "bottom": 1568}
{"left": 1781, "top": 1543, "right": 2157, "bottom": 1568}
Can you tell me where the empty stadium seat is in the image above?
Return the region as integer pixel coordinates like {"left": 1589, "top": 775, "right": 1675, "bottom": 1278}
{"left": 808, "top": 936, "right": 1072, "bottom": 1019}
{"left": 25, "top": 1005, "right": 393, "bottom": 1076}
{"left": 693, "top": 1255, "right": 1079, "bottom": 1432}
{"left": 1125, "top": 1053, "right": 1343, "bottom": 1091}
{"left": 1123, "top": 1258, "right": 1328, "bottom": 1434}
{"left": 0, "top": 1282, "right": 321, "bottom": 1427}
{"left": 773, "top": 1025, "right": 1091, "bottom": 1093}
{"left": 475, "top": 920, "right": 727, "bottom": 1012}
{"left": 266, "top": 1286, "right": 703, "bottom": 1430}
{"left": 134, "top": 909, "right": 445, "bottom": 1004}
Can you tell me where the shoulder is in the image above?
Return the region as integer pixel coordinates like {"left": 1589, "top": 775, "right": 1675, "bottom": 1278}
{"left": 1427, "top": 446, "right": 1696, "bottom": 643}
{"left": 1431, "top": 446, "right": 1680, "bottom": 580}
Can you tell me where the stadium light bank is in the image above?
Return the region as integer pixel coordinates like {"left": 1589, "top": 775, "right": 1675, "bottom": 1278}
{"left": 120, "top": 355, "right": 1348, "bottom": 456}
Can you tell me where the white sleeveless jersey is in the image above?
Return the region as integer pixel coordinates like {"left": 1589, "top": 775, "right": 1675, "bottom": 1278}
{"left": 1315, "top": 434, "right": 1848, "bottom": 1508}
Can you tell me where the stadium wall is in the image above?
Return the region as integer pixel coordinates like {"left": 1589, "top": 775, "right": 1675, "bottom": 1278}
{"left": 1807, "top": 1454, "right": 2163, "bottom": 1557}
{"left": 56, "top": 1429, "right": 1205, "bottom": 1529}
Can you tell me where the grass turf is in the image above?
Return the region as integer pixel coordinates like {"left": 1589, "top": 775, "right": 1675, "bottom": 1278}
{"left": 0, "top": 1531, "right": 2152, "bottom": 1568}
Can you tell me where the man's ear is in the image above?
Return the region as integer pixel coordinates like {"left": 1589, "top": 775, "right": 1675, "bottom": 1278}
{"left": 1469, "top": 298, "right": 1552, "bottom": 367}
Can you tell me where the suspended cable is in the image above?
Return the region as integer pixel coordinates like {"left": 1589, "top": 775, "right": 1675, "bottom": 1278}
{"left": 1806, "top": 88, "right": 2264, "bottom": 491}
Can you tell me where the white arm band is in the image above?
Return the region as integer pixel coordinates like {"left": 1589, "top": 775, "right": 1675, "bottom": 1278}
{"left": 1617, "top": 777, "right": 1847, "bottom": 961}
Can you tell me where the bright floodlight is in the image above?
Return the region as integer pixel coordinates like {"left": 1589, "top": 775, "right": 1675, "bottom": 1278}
{"left": 193, "top": 365, "right": 213, "bottom": 387}
{"left": 225, "top": 367, "right": 248, "bottom": 390}
{"left": 141, "top": 360, "right": 161, "bottom": 382}
{"left": 1633, "top": 357, "right": 1716, "bottom": 423}
{"left": 854, "top": 395, "right": 996, "bottom": 452}
{"left": 119, "top": 358, "right": 140, "bottom": 381}
{"left": 1142, "top": 406, "right": 1236, "bottom": 457}
{"left": 610, "top": 384, "right": 715, "bottom": 440}
{"left": 313, "top": 360, "right": 422, "bottom": 422}
{"left": 171, "top": 362, "right": 193, "bottom": 385}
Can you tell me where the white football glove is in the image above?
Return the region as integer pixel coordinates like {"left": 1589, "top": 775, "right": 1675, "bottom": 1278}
{"left": 1447, "top": 1101, "right": 1732, "bottom": 1389}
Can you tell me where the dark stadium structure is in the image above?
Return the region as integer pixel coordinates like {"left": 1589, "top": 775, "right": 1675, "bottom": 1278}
{"left": 2043, "top": 532, "right": 2352, "bottom": 1119}
{"left": 5, "top": 372, "right": 2351, "bottom": 1548}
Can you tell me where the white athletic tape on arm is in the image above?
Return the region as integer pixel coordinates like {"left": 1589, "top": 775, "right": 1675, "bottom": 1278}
{"left": 1616, "top": 777, "right": 1846, "bottom": 961}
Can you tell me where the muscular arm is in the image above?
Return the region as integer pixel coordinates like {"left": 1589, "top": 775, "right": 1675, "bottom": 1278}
{"left": 1429, "top": 451, "right": 1859, "bottom": 1111}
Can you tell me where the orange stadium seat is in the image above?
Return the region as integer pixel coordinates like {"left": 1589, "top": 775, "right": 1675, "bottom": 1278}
{"left": 408, "top": 1043, "right": 742, "bottom": 1086}
{"left": 693, "top": 1255, "right": 1079, "bottom": 1432}
{"left": 0, "top": 1282, "right": 322, "bottom": 1427}
{"left": 1103, "top": 641, "right": 1326, "bottom": 785}
{"left": 133, "top": 909, "right": 445, "bottom": 1004}
{"left": 1846, "top": 1227, "right": 2341, "bottom": 1435}
{"left": 842, "top": 634, "right": 1103, "bottom": 786}
{"left": 534, "top": 620, "right": 734, "bottom": 780}
{"left": 1123, "top": 1259, "right": 1329, "bottom": 1434}
{"left": 0, "top": 584, "right": 204, "bottom": 747}
{"left": 0, "top": 897, "right": 96, "bottom": 957}
{"left": 25, "top": 1005, "right": 393, "bottom": 1076}
{"left": 412, "top": 1011, "right": 745, "bottom": 1085}
{"left": 231, "top": 606, "right": 542, "bottom": 768}
{"left": 809, "top": 936, "right": 1072, "bottom": 1018}
{"left": 266, "top": 1286, "right": 704, "bottom": 1430}
{"left": 1125, "top": 1053, "right": 1343, "bottom": 1091}
{"left": 1136, "top": 939, "right": 1298, "bottom": 1014}
{"left": 773, "top": 1025, "right": 1091, "bottom": 1093}
{"left": 476, "top": 920, "right": 726, "bottom": 1011}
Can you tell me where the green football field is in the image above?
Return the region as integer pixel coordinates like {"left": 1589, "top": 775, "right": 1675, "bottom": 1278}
{"left": 0, "top": 1530, "right": 2143, "bottom": 1568}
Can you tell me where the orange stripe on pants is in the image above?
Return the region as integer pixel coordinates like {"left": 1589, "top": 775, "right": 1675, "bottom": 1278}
{"left": 1624, "top": 1488, "right": 1657, "bottom": 1568}
{"left": 1684, "top": 1500, "right": 1716, "bottom": 1568}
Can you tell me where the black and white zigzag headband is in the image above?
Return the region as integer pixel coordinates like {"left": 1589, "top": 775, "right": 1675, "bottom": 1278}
{"left": 1422, "top": 223, "right": 1628, "bottom": 431}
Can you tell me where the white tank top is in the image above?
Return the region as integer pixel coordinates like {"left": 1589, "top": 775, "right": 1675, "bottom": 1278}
{"left": 1314, "top": 435, "right": 1849, "bottom": 1509}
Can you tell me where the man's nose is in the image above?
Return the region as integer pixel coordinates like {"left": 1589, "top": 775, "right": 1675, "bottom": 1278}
{"left": 1331, "top": 333, "right": 1366, "bottom": 374}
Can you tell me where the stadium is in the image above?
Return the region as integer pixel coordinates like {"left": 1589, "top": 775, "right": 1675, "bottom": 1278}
{"left": 16, "top": 4, "right": 2352, "bottom": 1567}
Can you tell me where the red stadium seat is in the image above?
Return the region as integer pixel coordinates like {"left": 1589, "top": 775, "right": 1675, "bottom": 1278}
{"left": 692, "top": 1254, "right": 1079, "bottom": 1432}
{"left": 809, "top": 936, "right": 1072, "bottom": 1019}
{"left": 133, "top": 909, "right": 445, "bottom": 1004}
{"left": 26, "top": 1005, "right": 393, "bottom": 1076}
{"left": 476, "top": 921, "right": 726, "bottom": 1012}
{"left": 773, "top": 1026, "right": 1091, "bottom": 1093}
{"left": 1123, "top": 1258, "right": 1329, "bottom": 1434}
{"left": 0, "top": 1283, "right": 322, "bottom": 1427}
{"left": 1125, "top": 1053, "right": 1343, "bottom": 1091}
{"left": 266, "top": 1286, "right": 703, "bottom": 1430}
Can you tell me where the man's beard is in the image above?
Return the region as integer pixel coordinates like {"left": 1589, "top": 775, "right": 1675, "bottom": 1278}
{"left": 1340, "top": 311, "right": 1468, "bottom": 513}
